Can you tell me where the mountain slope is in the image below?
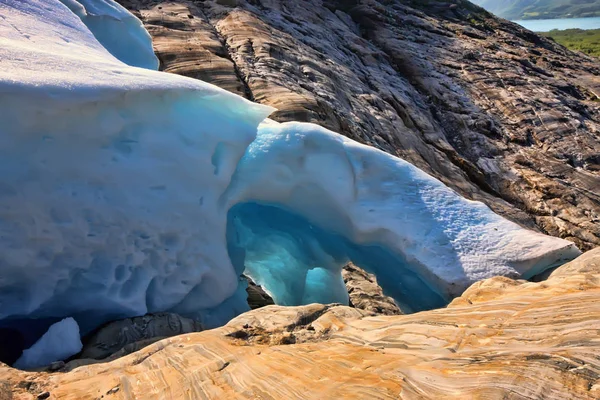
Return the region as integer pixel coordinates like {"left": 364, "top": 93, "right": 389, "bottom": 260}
{"left": 471, "top": 0, "right": 600, "bottom": 20}
{"left": 118, "top": 0, "right": 600, "bottom": 250}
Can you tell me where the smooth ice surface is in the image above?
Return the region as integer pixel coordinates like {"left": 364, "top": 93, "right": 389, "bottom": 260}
{"left": 58, "top": 0, "right": 159, "bottom": 69}
{"left": 14, "top": 318, "right": 82, "bottom": 370}
{"left": 0, "top": 0, "right": 582, "bottom": 350}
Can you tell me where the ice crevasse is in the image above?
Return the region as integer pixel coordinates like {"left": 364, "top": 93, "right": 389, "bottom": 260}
{"left": 0, "top": 0, "right": 581, "bottom": 367}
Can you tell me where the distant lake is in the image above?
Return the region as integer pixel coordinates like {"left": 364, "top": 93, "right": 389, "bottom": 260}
{"left": 513, "top": 17, "right": 600, "bottom": 32}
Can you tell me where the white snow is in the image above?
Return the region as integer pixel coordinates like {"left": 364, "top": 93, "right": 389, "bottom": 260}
{"left": 0, "top": 0, "right": 582, "bottom": 346}
{"left": 14, "top": 318, "right": 82, "bottom": 370}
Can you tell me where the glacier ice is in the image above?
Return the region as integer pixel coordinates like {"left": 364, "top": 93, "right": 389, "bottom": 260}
{"left": 14, "top": 318, "right": 82, "bottom": 370}
{"left": 57, "top": 0, "right": 159, "bottom": 70}
{"left": 0, "top": 0, "right": 582, "bottom": 365}
{"left": 0, "top": 0, "right": 273, "bottom": 336}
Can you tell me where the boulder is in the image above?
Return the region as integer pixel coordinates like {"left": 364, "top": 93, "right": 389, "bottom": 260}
{"left": 342, "top": 263, "right": 403, "bottom": 315}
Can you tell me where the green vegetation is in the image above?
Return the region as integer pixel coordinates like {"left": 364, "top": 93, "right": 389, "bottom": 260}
{"left": 540, "top": 28, "right": 600, "bottom": 57}
{"left": 471, "top": 0, "right": 600, "bottom": 20}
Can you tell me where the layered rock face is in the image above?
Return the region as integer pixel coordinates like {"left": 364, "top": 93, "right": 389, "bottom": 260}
{"left": 2, "top": 2, "right": 600, "bottom": 398}
{"left": 118, "top": 0, "right": 600, "bottom": 250}
{"left": 3, "top": 249, "right": 600, "bottom": 399}
{"left": 79, "top": 313, "right": 203, "bottom": 360}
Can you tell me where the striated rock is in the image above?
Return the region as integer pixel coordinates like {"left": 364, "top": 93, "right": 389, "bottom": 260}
{"left": 550, "top": 244, "right": 600, "bottom": 278}
{"left": 118, "top": 0, "right": 600, "bottom": 250}
{"left": 124, "top": 1, "right": 248, "bottom": 97}
{"left": 243, "top": 275, "right": 275, "bottom": 310}
{"left": 2, "top": 249, "right": 600, "bottom": 398}
{"left": 342, "top": 263, "right": 403, "bottom": 315}
{"left": 79, "top": 313, "right": 203, "bottom": 360}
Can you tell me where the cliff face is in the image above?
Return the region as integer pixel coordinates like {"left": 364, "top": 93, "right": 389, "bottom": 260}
{"left": 118, "top": 0, "right": 600, "bottom": 251}
{"left": 3, "top": 248, "right": 600, "bottom": 399}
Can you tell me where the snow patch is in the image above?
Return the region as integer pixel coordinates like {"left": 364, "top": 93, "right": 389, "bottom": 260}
{"left": 0, "top": 0, "right": 273, "bottom": 334}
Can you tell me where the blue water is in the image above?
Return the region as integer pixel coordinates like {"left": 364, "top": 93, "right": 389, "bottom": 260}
{"left": 513, "top": 17, "right": 600, "bottom": 32}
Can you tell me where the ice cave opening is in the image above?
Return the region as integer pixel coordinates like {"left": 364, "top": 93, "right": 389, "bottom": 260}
{"left": 226, "top": 202, "right": 449, "bottom": 313}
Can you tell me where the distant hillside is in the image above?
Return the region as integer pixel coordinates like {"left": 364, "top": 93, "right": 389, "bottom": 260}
{"left": 471, "top": 0, "right": 600, "bottom": 20}
{"left": 541, "top": 28, "right": 600, "bottom": 56}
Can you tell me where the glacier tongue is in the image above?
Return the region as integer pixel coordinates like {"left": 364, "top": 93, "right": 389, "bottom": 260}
{"left": 0, "top": 0, "right": 582, "bottom": 364}
{"left": 0, "top": 0, "right": 273, "bottom": 334}
{"left": 226, "top": 121, "right": 581, "bottom": 308}
{"left": 57, "top": 0, "right": 159, "bottom": 70}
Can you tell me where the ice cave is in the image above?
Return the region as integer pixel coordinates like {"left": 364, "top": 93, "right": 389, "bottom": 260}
{"left": 0, "top": 0, "right": 582, "bottom": 369}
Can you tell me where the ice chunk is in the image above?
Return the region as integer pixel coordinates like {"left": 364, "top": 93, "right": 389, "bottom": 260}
{"left": 224, "top": 121, "right": 582, "bottom": 304}
{"left": 58, "top": 0, "right": 159, "bottom": 69}
{"left": 14, "top": 318, "right": 82, "bottom": 370}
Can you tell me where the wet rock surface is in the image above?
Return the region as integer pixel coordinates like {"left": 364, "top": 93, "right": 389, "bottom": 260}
{"left": 118, "top": 0, "right": 600, "bottom": 250}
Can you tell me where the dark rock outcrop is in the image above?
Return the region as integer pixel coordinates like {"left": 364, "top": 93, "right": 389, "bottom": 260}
{"left": 342, "top": 263, "right": 403, "bottom": 315}
{"left": 4, "top": 249, "right": 600, "bottom": 399}
{"left": 243, "top": 275, "right": 275, "bottom": 309}
{"left": 119, "top": 0, "right": 600, "bottom": 250}
{"left": 79, "top": 313, "right": 202, "bottom": 360}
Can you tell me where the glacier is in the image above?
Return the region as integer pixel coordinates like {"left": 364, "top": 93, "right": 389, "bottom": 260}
{"left": 0, "top": 0, "right": 582, "bottom": 367}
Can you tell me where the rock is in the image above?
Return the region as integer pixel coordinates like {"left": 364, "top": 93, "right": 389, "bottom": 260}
{"left": 119, "top": 0, "right": 600, "bottom": 250}
{"left": 342, "top": 263, "right": 403, "bottom": 315}
{"left": 550, "top": 246, "right": 600, "bottom": 278}
{"left": 2, "top": 1, "right": 600, "bottom": 398}
{"left": 245, "top": 264, "right": 403, "bottom": 315}
{"left": 106, "top": 386, "right": 120, "bottom": 395}
{"left": 47, "top": 361, "right": 64, "bottom": 372}
{"left": 79, "top": 313, "right": 203, "bottom": 360}
{"left": 3, "top": 250, "right": 600, "bottom": 399}
{"left": 216, "top": 0, "right": 240, "bottom": 6}
{"left": 243, "top": 275, "right": 275, "bottom": 309}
